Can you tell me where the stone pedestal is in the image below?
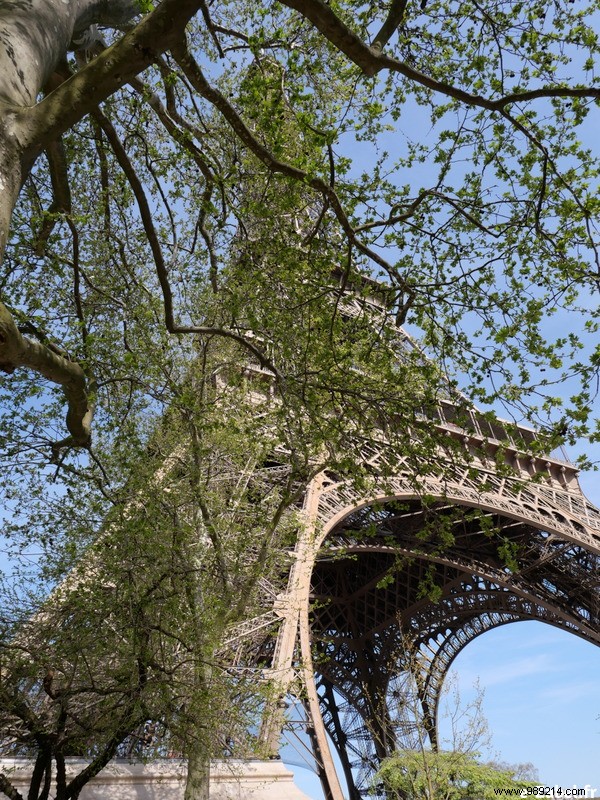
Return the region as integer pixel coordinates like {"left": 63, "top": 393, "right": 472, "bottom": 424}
{"left": 0, "top": 758, "right": 315, "bottom": 799}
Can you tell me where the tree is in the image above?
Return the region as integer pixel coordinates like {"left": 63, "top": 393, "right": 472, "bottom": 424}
{"left": 0, "top": 307, "right": 440, "bottom": 800}
{"left": 1, "top": 495, "right": 270, "bottom": 800}
{"left": 377, "top": 750, "right": 539, "bottom": 800}
{"left": 1, "top": 0, "right": 600, "bottom": 798}
{"left": 375, "top": 654, "right": 539, "bottom": 800}
{"left": 0, "top": 338, "right": 308, "bottom": 800}
{"left": 0, "top": 0, "right": 600, "bottom": 459}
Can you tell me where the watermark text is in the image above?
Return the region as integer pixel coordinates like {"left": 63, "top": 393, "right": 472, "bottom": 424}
{"left": 494, "top": 787, "right": 597, "bottom": 798}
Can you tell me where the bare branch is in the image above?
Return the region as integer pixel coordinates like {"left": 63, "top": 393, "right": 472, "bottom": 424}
{"left": 198, "top": 0, "right": 225, "bottom": 59}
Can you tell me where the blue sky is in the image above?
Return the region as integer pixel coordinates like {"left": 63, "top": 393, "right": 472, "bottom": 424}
{"left": 449, "top": 621, "right": 600, "bottom": 791}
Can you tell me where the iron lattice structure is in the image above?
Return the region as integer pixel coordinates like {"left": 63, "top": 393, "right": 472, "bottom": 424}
{"left": 221, "top": 381, "right": 600, "bottom": 800}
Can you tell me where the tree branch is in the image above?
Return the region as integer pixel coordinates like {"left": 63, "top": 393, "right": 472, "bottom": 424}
{"left": 280, "top": 0, "right": 600, "bottom": 108}
{"left": 0, "top": 301, "right": 93, "bottom": 451}
{"left": 64, "top": 709, "right": 146, "bottom": 800}
{"left": 171, "top": 36, "right": 410, "bottom": 288}
{"left": 0, "top": 773, "right": 23, "bottom": 800}
{"left": 34, "top": 137, "right": 72, "bottom": 255}
{"left": 0, "top": 772, "right": 24, "bottom": 800}
{"left": 17, "top": 0, "right": 203, "bottom": 167}
{"left": 371, "top": 0, "right": 409, "bottom": 54}
{"left": 92, "top": 108, "right": 280, "bottom": 379}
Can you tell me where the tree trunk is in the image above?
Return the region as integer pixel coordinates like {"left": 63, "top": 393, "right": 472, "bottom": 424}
{"left": 184, "top": 746, "right": 211, "bottom": 800}
{"left": 0, "top": 108, "right": 21, "bottom": 263}
{"left": 183, "top": 655, "right": 214, "bottom": 800}
{"left": 0, "top": 0, "right": 137, "bottom": 107}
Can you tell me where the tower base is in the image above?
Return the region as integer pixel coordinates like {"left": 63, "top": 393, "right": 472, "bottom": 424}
{"left": 0, "top": 758, "right": 315, "bottom": 800}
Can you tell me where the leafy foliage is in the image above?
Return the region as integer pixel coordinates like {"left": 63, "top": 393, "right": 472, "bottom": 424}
{"left": 376, "top": 652, "right": 539, "bottom": 800}
{"left": 378, "top": 749, "right": 539, "bottom": 800}
{"left": 1, "top": 0, "right": 600, "bottom": 797}
{"left": 1, "top": 0, "right": 600, "bottom": 467}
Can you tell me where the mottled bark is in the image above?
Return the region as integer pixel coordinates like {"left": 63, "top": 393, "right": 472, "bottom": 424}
{"left": 0, "top": 0, "right": 138, "bottom": 106}
{"left": 19, "top": 0, "right": 202, "bottom": 164}
{"left": 0, "top": 107, "right": 21, "bottom": 261}
{"left": 184, "top": 748, "right": 211, "bottom": 800}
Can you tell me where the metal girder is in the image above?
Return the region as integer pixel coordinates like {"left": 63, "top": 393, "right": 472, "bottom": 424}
{"left": 200, "top": 375, "right": 600, "bottom": 800}
{"left": 217, "top": 450, "right": 600, "bottom": 800}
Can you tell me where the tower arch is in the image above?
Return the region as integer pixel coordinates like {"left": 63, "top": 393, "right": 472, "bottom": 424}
{"left": 259, "top": 464, "right": 600, "bottom": 800}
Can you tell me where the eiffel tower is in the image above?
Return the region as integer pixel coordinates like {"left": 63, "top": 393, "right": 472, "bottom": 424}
{"left": 4, "top": 280, "right": 598, "bottom": 800}
{"left": 219, "top": 287, "right": 600, "bottom": 800}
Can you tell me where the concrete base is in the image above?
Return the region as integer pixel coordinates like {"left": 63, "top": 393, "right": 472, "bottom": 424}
{"left": 0, "top": 759, "right": 315, "bottom": 800}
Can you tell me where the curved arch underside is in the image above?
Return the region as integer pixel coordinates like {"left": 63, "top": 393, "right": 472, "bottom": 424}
{"left": 221, "top": 466, "right": 600, "bottom": 800}
{"left": 305, "top": 481, "right": 600, "bottom": 799}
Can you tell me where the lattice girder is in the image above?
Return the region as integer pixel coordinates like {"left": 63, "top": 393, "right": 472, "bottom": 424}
{"left": 218, "top": 455, "right": 600, "bottom": 800}
{"left": 273, "top": 466, "right": 600, "bottom": 799}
